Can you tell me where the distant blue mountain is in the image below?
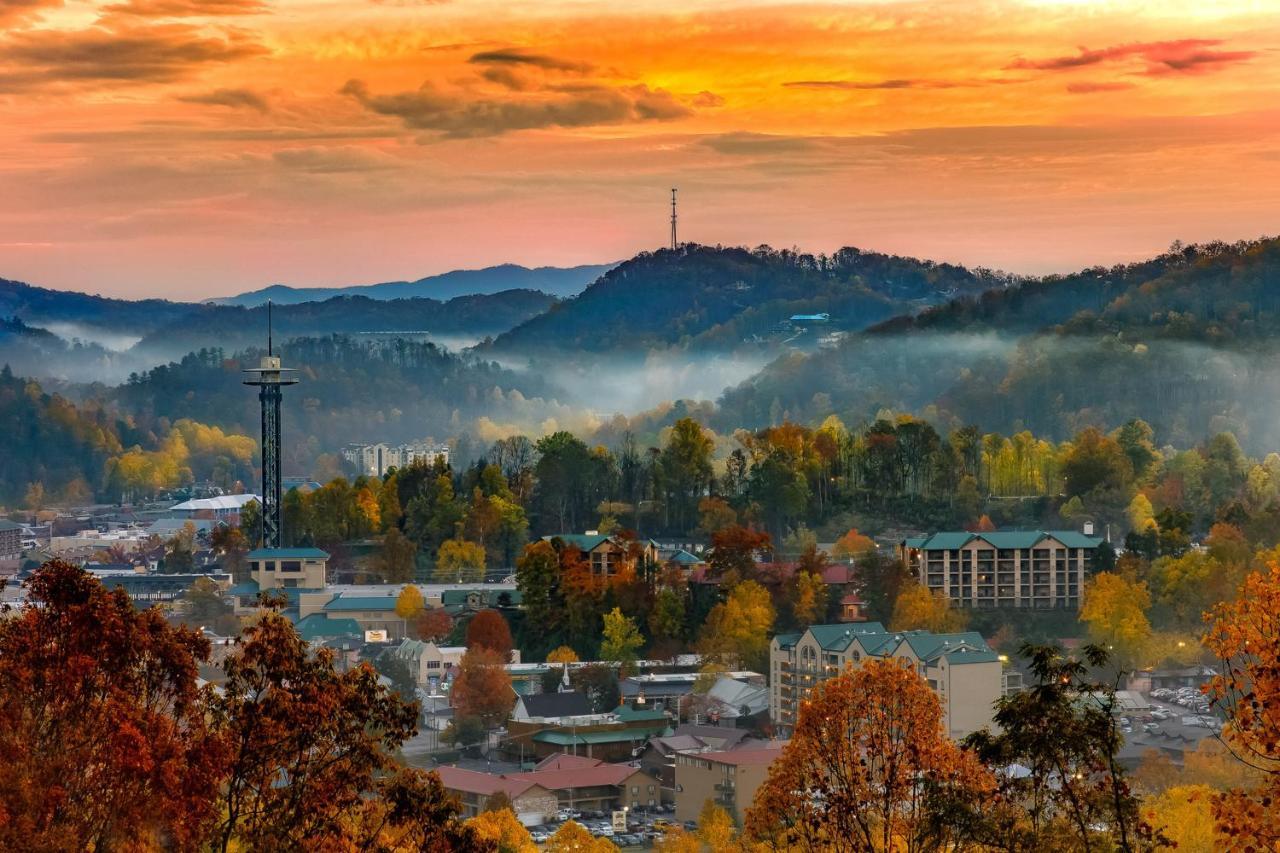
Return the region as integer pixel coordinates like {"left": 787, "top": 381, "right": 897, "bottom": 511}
{"left": 211, "top": 262, "right": 616, "bottom": 306}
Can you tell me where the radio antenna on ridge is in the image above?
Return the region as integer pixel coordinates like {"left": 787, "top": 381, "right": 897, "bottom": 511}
{"left": 670, "top": 187, "right": 678, "bottom": 250}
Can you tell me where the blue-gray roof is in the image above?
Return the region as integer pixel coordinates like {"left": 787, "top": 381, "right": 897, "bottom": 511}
{"left": 228, "top": 580, "right": 260, "bottom": 596}
{"left": 790, "top": 623, "right": 998, "bottom": 667}
{"left": 324, "top": 594, "right": 398, "bottom": 612}
{"left": 248, "top": 548, "right": 330, "bottom": 559}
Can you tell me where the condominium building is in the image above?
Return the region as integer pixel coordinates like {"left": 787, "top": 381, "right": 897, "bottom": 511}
{"left": 769, "top": 623, "right": 1002, "bottom": 740}
{"left": 898, "top": 530, "right": 1103, "bottom": 610}
{"left": 341, "top": 442, "right": 449, "bottom": 478}
{"left": 673, "top": 743, "right": 786, "bottom": 826}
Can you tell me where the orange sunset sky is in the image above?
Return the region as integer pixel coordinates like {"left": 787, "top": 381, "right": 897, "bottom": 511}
{"left": 1, "top": 0, "right": 1278, "bottom": 298}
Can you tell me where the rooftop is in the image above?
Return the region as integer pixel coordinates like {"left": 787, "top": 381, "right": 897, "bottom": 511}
{"left": 170, "top": 494, "right": 260, "bottom": 512}
{"left": 248, "top": 547, "right": 330, "bottom": 560}
{"left": 902, "top": 530, "right": 1104, "bottom": 551}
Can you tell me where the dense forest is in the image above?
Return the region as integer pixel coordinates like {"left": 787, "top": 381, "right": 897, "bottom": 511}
{"left": 720, "top": 237, "right": 1280, "bottom": 453}
{"left": 485, "top": 244, "right": 1009, "bottom": 354}
{"left": 130, "top": 289, "right": 558, "bottom": 356}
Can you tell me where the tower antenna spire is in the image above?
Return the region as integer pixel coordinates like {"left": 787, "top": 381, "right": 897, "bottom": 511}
{"left": 243, "top": 301, "right": 297, "bottom": 549}
{"left": 670, "top": 188, "right": 678, "bottom": 250}
{"left": 267, "top": 299, "right": 273, "bottom": 357}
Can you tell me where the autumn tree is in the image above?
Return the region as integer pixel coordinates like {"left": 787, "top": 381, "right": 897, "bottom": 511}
{"left": 415, "top": 606, "right": 454, "bottom": 642}
{"left": 890, "top": 582, "right": 967, "bottom": 633}
{"left": 377, "top": 527, "right": 418, "bottom": 583}
{"left": 858, "top": 550, "right": 915, "bottom": 624}
{"left": 210, "top": 524, "right": 250, "bottom": 581}
{"left": 697, "top": 799, "right": 736, "bottom": 850}
{"left": 396, "top": 584, "right": 426, "bottom": 621}
{"left": 1202, "top": 558, "right": 1280, "bottom": 847}
{"left": 965, "top": 644, "right": 1158, "bottom": 852}
{"left": 438, "top": 537, "right": 487, "bottom": 583}
{"left": 600, "top": 606, "right": 644, "bottom": 675}
{"left": 0, "top": 560, "right": 223, "bottom": 851}
{"left": 746, "top": 658, "right": 995, "bottom": 852}
{"left": 1080, "top": 572, "right": 1152, "bottom": 667}
{"left": 831, "top": 527, "right": 876, "bottom": 559}
{"left": 466, "top": 609, "right": 514, "bottom": 660}
{"left": 696, "top": 496, "right": 737, "bottom": 537}
{"left": 1143, "top": 785, "right": 1222, "bottom": 853}
{"left": 706, "top": 524, "right": 772, "bottom": 585}
{"left": 790, "top": 568, "right": 827, "bottom": 629}
{"left": 451, "top": 648, "right": 516, "bottom": 728}
{"left": 698, "top": 579, "right": 775, "bottom": 672}
{"left": 545, "top": 819, "right": 617, "bottom": 852}
{"left": 208, "top": 608, "right": 479, "bottom": 851}
{"left": 467, "top": 807, "right": 538, "bottom": 853}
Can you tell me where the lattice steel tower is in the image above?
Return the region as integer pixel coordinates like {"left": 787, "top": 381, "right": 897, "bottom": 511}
{"left": 242, "top": 301, "right": 297, "bottom": 548}
{"left": 670, "top": 187, "right": 678, "bottom": 250}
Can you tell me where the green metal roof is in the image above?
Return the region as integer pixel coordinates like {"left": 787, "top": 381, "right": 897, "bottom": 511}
{"left": 805, "top": 622, "right": 888, "bottom": 652}
{"left": 613, "top": 705, "right": 668, "bottom": 723}
{"left": 667, "top": 550, "right": 704, "bottom": 565}
{"left": 910, "top": 530, "right": 1104, "bottom": 551}
{"left": 296, "top": 614, "right": 363, "bottom": 641}
{"left": 977, "top": 531, "right": 1045, "bottom": 549}
{"left": 0, "top": 519, "right": 22, "bottom": 531}
{"left": 323, "top": 594, "right": 398, "bottom": 612}
{"left": 774, "top": 632, "right": 802, "bottom": 650}
{"left": 919, "top": 532, "right": 974, "bottom": 550}
{"left": 1044, "top": 530, "right": 1105, "bottom": 548}
{"left": 533, "top": 729, "right": 661, "bottom": 746}
{"left": 248, "top": 548, "right": 330, "bottom": 560}
{"left": 944, "top": 649, "right": 1002, "bottom": 664}
{"left": 545, "top": 534, "right": 611, "bottom": 552}
{"left": 228, "top": 580, "right": 260, "bottom": 596}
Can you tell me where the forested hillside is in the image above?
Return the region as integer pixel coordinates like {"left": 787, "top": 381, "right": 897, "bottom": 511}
{"left": 719, "top": 238, "right": 1280, "bottom": 453}
{"left": 486, "top": 244, "right": 1007, "bottom": 354}
{"left": 131, "top": 290, "right": 558, "bottom": 356}
{"left": 110, "top": 336, "right": 566, "bottom": 474}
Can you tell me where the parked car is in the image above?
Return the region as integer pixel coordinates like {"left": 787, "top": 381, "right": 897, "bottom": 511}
{"left": 1143, "top": 722, "right": 1160, "bottom": 733}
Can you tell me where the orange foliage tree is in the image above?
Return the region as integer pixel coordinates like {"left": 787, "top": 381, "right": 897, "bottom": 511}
{"left": 451, "top": 647, "right": 516, "bottom": 728}
{"left": 745, "top": 658, "right": 994, "bottom": 852}
{"left": 1203, "top": 558, "right": 1280, "bottom": 847}
{"left": 209, "top": 608, "right": 483, "bottom": 851}
{"left": 466, "top": 608, "right": 514, "bottom": 660}
{"left": 0, "top": 560, "right": 224, "bottom": 851}
{"left": 415, "top": 606, "right": 454, "bottom": 642}
{"left": 706, "top": 524, "right": 772, "bottom": 585}
{"left": 831, "top": 528, "right": 876, "bottom": 558}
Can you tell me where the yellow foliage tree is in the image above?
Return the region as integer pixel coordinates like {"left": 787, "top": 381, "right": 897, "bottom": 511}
{"left": 1142, "top": 785, "right": 1222, "bottom": 853}
{"left": 354, "top": 486, "right": 381, "bottom": 534}
{"left": 466, "top": 807, "right": 538, "bottom": 853}
{"left": 545, "top": 820, "right": 617, "bottom": 852}
{"left": 546, "top": 646, "right": 579, "bottom": 664}
{"left": 889, "top": 583, "right": 967, "bottom": 633}
{"left": 394, "top": 585, "right": 425, "bottom": 621}
{"left": 437, "top": 538, "right": 487, "bottom": 583}
{"left": 653, "top": 826, "right": 700, "bottom": 853}
{"left": 697, "top": 799, "right": 736, "bottom": 851}
{"left": 1127, "top": 492, "right": 1156, "bottom": 532}
{"left": 1080, "top": 572, "right": 1152, "bottom": 666}
{"left": 791, "top": 570, "right": 826, "bottom": 628}
{"left": 698, "top": 580, "right": 775, "bottom": 672}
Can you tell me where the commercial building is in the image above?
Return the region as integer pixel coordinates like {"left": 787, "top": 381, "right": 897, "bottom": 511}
{"left": 436, "top": 757, "right": 657, "bottom": 823}
{"left": 385, "top": 638, "right": 467, "bottom": 687}
{"left": 168, "top": 494, "right": 259, "bottom": 520}
{"left": 0, "top": 519, "right": 22, "bottom": 573}
{"left": 638, "top": 725, "right": 758, "bottom": 805}
{"left": 898, "top": 530, "right": 1103, "bottom": 610}
{"left": 674, "top": 742, "right": 786, "bottom": 825}
{"left": 504, "top": 702, "right": 671, "bottom": 764}
{"left": 341, "top": 442, "right": 449, "bottom": 478}
{"left": 770, "top": 623, "right": 1002, "bottom": 740}
{"left": 248, "top": 547, "right": 329, "bottom": 591}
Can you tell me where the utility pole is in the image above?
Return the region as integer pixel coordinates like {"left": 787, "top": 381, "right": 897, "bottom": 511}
{"left": 670, "top": 187, "right": 678, "bottom": 250}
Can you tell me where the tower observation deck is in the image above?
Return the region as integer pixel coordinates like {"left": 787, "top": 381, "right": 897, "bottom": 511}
{"left": 242, "top": 303, "right": 297, "bottom": 548}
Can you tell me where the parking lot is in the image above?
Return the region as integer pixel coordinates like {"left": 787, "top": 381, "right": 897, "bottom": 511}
{"left": 527, "top": 804, "right": 697, "bottom": 848}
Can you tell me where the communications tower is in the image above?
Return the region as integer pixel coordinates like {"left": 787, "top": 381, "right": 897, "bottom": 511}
{"left": 670, "top": 187, "right": 678, "bottom": 250}
{"left": 242, "top": 301, "right": 297, "bottom": 548}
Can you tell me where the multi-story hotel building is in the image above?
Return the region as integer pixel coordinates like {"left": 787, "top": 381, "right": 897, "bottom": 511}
{"left": 769, "top": 623, "right": 1002, "bottom": 740}
{"left": 341, "top": 442, "right": 449, "bottom": 478}
{"left": 898, "top": 530, "right": 1103, "bottom": 610}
